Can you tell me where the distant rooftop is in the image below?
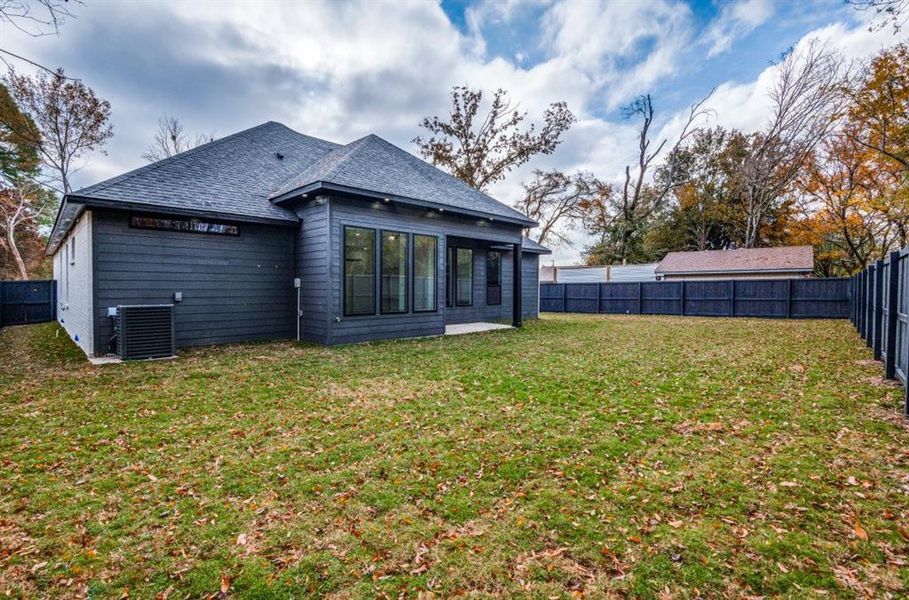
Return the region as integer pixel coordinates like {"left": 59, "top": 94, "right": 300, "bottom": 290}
{"left": 656, "top": 246, "right": 814, "bottom": 275}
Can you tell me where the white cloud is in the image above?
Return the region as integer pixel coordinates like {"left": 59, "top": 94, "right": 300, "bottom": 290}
{"left": 703, "top": 0, "right": 775, "bottom": 58}
{"left": 540, "top": 0, "right": 694, "bottom": 108}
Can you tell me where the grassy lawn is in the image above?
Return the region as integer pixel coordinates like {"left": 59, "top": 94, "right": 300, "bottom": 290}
{"left": 1, "top": 315, "right": 908, "bottom": 599}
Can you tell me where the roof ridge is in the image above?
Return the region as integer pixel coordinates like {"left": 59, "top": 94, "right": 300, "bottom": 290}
{"left": 74, "top": 122, "right": 338, "bottom": 199}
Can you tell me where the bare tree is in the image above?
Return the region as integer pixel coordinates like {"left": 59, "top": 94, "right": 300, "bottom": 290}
{"left": 587, "top": 91, "right": 713, "bottom": 264}
{"left": 0, "top": 1, "right": 82, "bottom": 76}
{"left": 3, "top": 67, "right": 113, "bottom": 194}
{"left": 848, "top": 0, "right": 909, "bottom": 34}
{"left": 142, "top": 114, "right": 215, "bottom": 163}
{"left": 515, "top": 169, "right": 604, "bottom": 247}
{"left": 739, "top": 41, "right": 846, "bottom": 247}
{"left": 0, "top": 178, "right": 54, "bottom": 279}
{"left": 413, "top": 86, "right": 575, "bottom": 191}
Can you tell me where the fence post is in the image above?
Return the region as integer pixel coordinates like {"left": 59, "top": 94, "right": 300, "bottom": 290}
{"left": 560, "top": 284, "right": 566, "bottom": 313}
{"left": 786, "top": 279, "right": 792, "bottom": 319}
{"left": 638, "top": 282, "right": 643, "bottom": 314}
{"left": 867, "top": 266, "right": 875, "bottom": 347}
{"left": 854, "top": 274, "right": 860, "bottom": 326}
{"left": 730, "top": 280, "right": 736, "bottom": 317}
{"left": 680, "top": 280, "right": 686, "bottom": 316}
{"left": 885, "top": 252, "right": 900, "bottom": 379}
{"left": 597, "top": 282, "right": 603, "bottom": 314}
{"left": 859, "top": 270, "right": 866, "bottom": 339}
{"left": 874, "top": 259, "right": 885, "bottom": 359}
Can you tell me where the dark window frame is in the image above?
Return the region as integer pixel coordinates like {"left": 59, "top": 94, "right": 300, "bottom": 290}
{"left": 452, "top": 246, "right": 473, "bottom": 307}
{"left": 343, "top": 225, "right": 377, "bottom": 317}
{"left": 486, "top": 250, "right": 502, "bottom": 306}
{"left": 129, "top": 215, "right": 240, "bottom": 236}
{"left": 380, "top": 229, "right": 409, "bottom": 315}
{"left": 412, "top": 234, "right": 438, "bottom": 313}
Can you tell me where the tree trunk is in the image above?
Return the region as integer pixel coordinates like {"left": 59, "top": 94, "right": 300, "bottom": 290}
{"left": 5, "top": 221, "right": 29, "bottom": 280}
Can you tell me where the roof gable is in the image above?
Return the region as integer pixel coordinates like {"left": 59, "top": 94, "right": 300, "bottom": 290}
{"left": 656, "top": 246, "right": 815, "bottom": 274}
{"left": 270, "top": 134, "right": 536, "bottom": 225}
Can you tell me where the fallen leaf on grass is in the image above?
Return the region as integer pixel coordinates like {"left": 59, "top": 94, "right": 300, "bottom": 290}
{"left": 779, "top": 481, "right": 799, "bottom": 488}
{"left": 854, "top": 519, "right": 868, "bottom": 541}
{"left": 236, "top": 533, "right": 247, "bottom": 546}
{"left": 897, "top": 525, "right": 909, "bottom": 541}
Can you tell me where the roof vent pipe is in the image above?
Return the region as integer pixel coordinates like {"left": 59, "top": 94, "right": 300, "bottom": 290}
{"left": 275, "top": 152, "right": 284, "bottom": 160}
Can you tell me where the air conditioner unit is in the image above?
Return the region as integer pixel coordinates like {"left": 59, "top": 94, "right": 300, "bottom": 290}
{"left": 115, "top": 304, "right": 175, "bottom": 360}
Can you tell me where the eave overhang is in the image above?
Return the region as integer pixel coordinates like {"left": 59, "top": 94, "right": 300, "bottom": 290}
{"left": 272, "top": 180, "right": 538, "bottom": 229}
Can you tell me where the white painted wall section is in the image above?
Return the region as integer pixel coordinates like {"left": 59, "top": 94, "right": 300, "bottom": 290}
{"left": 53, "top": 210, "right": 94, "bottom": 356}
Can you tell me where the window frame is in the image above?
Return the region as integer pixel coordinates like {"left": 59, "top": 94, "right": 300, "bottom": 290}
{"left": 380, "top": 230, "right": 409, "bottom": 315}
{"left": 486, "top": 250, "right": 502, "bottom": 306}
{"left": 342, "top": 225, "right": 377, "bottom": 317}
{"left": 453, "top": 246, "right": 474, "bottom": 307}
{"left": 412, "top": 234, "right": 438, "bottom": 313}
{"left": 129, "top": 215, "right": 240, "bottom": 236}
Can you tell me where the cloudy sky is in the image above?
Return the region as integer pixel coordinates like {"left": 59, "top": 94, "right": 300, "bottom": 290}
{"left": 3, "top": 0, "right": 902, "bottom": 263}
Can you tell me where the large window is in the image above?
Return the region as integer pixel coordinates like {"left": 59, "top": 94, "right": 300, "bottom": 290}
{"left": 344, "top": 226, "right": 376, "bottom": 316}
{"left": 413, "top": 235, "right": 437, "bottom": 312}
{"left": 381, "top": 231, "right": 408, "bottom": 314}
{"left": 455, "top": 247, "right": 473, "bottom": 306}
{"left": 486, "top": 250, "right": 501, "bottom": 305}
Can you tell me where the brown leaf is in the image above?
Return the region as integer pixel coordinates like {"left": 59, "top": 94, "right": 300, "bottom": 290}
{"left": 853, "top": 519, "right": 868, "bottom": 541}
{"left": 220, "top": 574, "right": 230, "bottom": 594}
{"left": 627, "top": 535, "right": 641, "bottom": 543}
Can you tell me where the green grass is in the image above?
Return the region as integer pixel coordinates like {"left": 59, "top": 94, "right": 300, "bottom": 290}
{"left": 1, "top": 315, "right": 908, "bottom": 598}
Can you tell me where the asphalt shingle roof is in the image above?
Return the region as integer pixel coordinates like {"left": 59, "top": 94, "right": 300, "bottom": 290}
{"left": 66, "top": 122, "right": 536, "bottom": 229}
{"left": 71, "top": 122, "right": 340, "bottom": 223}
{"left": 655, "top": 246, "right": 815, "bottom": 274}
{"left": 521, "top": 237, "right": 551, "bottom": 254}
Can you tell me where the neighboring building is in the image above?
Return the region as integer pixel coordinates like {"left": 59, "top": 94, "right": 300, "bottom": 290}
{"left": 539, "top": 263, "right": 657, "bottom": 283}
{"left": 655, "top": 246, "right": 814, "bottom": 281}
{"left": 47, "top": 122, "right": 550, "bottom": 356}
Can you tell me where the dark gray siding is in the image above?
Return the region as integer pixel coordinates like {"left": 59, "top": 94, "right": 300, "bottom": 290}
{"left": 92, "top": 209, "right": 296, "bottom": 353}
{"left": 522, "top": 253, "right": 540, "bottom": 319}
{"left": 327, "top": 196, "right": 523, "bottom": 344}
{"left": 295, "top": 198, "right": 330, "bottom": 343}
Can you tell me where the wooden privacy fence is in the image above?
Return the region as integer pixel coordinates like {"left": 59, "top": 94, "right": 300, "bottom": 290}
{"left": 0, "top": 280, "right": 56, "bottom": 329}
{"left": 540, "top": 278, "right": 850, "bottom": 318}
{"left": 849, "top": 251, "right": 909, "bottom": 416}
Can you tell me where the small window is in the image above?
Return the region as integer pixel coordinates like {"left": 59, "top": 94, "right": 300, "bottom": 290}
{"left": 130, "top": 216, "right": 239, "bottom": 236}
{"left": 413, "top": 235, "right": 437, "bottom": 312}
{"left": 380, "top": 231, "right": 408, "bottom": 314}
{"left": 344, "top": 226, "right": 376, "bottom": 316}
{"left": 455, "top": 247, "right": 473, "bottom": 306}
{"left": 69, "top": 237, "right": 76, "bottom": 265}
{"left": 486, "top": 251, "right": 501, "bottom": 305}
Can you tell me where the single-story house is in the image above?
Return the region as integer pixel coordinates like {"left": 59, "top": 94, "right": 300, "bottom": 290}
{"left": 655, "top": 246, "right": 814, "bottom": 281}
{"left": 541, "top": 263, "right": 657, "bottom": 283}
{"left": 47, "top": 121, "right": 550, "bottom": 357}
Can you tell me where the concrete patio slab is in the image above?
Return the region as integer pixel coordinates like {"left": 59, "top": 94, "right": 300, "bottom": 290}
{"left": 444, "top": 322, "right": 513, "bottom": 336}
